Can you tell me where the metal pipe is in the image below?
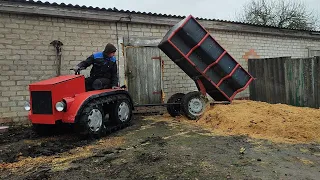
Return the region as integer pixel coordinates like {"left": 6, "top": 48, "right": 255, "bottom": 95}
{"left": 133, "top": 103, "right": 181, "bottom": 107}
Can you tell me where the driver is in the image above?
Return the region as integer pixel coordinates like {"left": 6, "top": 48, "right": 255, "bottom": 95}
{"left": 73, "top": 43, "right": 118, "bottom": 91}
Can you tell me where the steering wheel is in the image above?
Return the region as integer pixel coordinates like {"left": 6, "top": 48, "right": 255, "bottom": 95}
{"left": 70, "top": 68, "right": 82, "bottom": 75}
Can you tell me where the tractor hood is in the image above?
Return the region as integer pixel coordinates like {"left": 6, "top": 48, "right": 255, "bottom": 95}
{"left": 30, "top": 75, "right": 83, "bottom": 87}
{"left": 28, "top": 75, "right": 86, "bottom": 124}
{"left": 29, "top": 75, "right": 85, "bottom": 92}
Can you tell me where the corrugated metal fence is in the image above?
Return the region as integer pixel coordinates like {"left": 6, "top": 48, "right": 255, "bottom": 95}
{"left": 248, "top": 56, "right": 320, "bottom": 108}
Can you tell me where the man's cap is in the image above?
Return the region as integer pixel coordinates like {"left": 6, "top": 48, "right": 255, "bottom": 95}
{"left": 103, "top": 43, "right": 117, "bottom": 55}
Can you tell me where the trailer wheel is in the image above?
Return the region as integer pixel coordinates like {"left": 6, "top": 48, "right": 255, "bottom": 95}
{"left": 76, "top": 104, "right": 106, "bottom": 138}
{"left": 167, "top": 93, "right": 185, "bottom": 117}
{"left": 110, "top": 98, "right": 132, "bottom": 125}
{"left": 181, "top": 91, "right": 207, "bottom": 120}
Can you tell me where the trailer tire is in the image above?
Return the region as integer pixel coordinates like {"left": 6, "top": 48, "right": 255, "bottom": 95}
{"left": 181, "top": 91, "right": 207, "bottom": 120}
{"left": 110, "top": 98, "right": 132, "bottom": 125}
{"left": 167, "top": 93, "right": 185, "bottom": 117}
{"left": 76, "top": 104, "right": 106, "bottom": 139}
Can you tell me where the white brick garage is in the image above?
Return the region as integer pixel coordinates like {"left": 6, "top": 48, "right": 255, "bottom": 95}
{"left": 0, "top": 0, "right": 320, "bottom": 124}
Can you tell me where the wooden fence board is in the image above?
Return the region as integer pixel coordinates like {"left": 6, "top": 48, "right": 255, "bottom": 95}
{"left": 248, "top": 56, "right": 320, "bottom": 108}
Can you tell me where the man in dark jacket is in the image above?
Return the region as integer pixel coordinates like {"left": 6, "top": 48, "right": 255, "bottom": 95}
{"left": 73, "top": 43, "right": 118, "bottom": 91}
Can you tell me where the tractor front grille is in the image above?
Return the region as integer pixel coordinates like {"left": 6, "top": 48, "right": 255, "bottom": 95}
{"left": 31, "top": 91, "right": 53, "bottom": 114}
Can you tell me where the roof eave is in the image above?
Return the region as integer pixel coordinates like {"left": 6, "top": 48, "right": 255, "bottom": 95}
{"left": 1, "top": 0, "right": 320, "bottom": 40}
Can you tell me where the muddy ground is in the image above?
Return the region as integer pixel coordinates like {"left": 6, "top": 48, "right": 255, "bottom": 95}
{"left": 0, "top": 115, "right": 319, "bottom": 180}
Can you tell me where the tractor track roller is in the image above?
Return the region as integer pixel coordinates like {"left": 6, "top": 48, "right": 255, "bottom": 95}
{"left": 75, "top": 94, "right": 133, "bottom": 139}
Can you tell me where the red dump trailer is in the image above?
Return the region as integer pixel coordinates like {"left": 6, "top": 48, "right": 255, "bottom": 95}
{"left": 158, "top": 15, "right": 254, "bottom": 119}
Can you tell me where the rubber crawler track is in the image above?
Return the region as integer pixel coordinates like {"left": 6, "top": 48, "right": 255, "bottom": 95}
{"left": 78, "top": 93, "right": 133, "bottom": 137}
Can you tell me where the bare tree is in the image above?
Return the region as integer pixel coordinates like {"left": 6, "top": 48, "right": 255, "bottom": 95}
{"left": 237, "top": 0, "right": 319, "bottom": 30}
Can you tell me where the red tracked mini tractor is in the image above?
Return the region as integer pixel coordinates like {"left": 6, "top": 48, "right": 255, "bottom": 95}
{"left": 24, "top": 68, "right": 134, "bottom": 138}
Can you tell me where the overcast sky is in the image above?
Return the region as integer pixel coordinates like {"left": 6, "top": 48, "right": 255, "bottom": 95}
{"left": 43, "top": 0, "right": 319, "bottom": 21}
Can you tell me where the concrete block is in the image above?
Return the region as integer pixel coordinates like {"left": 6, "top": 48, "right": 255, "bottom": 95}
{"left": 49, "top": 27, "right": 60, "bottom": 31}
{"left": 0, "top": 97, "right": 9, "bottom": 102}
{"left": 53, "top": 31, "right": 66, "bottom": 37}
{"left": 17, "top": 111, "right": 28, "bottom": 117}
{"left": 1, "top": 81, "right": 15, "bottom": 86}
{"left": 152, "top": 32, "right": 162, "bottom": 37}
{"left": 10, "top": 107, "right": 23, "bottom": 112}
{"left": 0, "top": 49, "right": 12, "bottom": 55}
{"left": 0, "top": 76, "right": 9, "bottom": 81}
{"left": 26, "top": 19, "right": 39, "bottom": 25}
{"left": 2, "top": 112, "right": 17, "bottom": 118}
{"left": 65, "top": 23, "right": 77, "bottom": 28}
{"left": 15, "top": 71, "right": 29, "bottom": 76}
{"left": 39, "top": 21, "right": 53, "bottom": 26}
{"left": 27, "top": 50, "right": 41, "bottom": 55}
{"left": 77, "top": 24, "right": 89, "bottom": 29}
{"left": 5, "top": 23, "right": 18, "bottom": 28}
{"left": 5, "top": 34, "right": 20, "bottom": 39}
{"left": 151, "top": 29, "right": 159, "bottom": 33}
{"left": 19, "top": 24, "right": 33, "bottom": 30}
{"left": 17, "top": 81, "right": 31, "bottom": 86}
{"left": 34, "top": 26, "right": 47, "bottom": 31}
{"left": 53, "top": 22, "right": 65, "bottom": 27}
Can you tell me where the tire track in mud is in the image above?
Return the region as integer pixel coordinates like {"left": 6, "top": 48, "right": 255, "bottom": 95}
{"left": 0, "top": 118, "right": 176, "bottom": 178}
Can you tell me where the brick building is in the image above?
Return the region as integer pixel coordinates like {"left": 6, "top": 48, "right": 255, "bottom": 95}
{"left": 1, "top": 0, "right": 320, "bottom": 124}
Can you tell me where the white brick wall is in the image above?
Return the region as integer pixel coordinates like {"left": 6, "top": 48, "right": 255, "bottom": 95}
{"left": 1, "top": 12, "right": 320, "bottom": 124}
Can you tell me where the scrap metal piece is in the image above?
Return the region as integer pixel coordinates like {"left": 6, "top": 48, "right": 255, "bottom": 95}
{"left": 50, "top": 40, "right": 64, "bottom": 76}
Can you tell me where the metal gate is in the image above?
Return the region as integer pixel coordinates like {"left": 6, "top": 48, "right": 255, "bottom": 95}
{"left": 125, "top": 46, "right": 162, "bottom": 105}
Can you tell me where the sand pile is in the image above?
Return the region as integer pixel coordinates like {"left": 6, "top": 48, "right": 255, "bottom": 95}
{"left": 178, "top": 100, "right": 320, "bottom": 144}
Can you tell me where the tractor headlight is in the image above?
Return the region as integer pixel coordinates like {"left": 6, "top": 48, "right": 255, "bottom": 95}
{"left": 55, "top": 101, "right": 66, "bottom": 112}
{"left": 24, "top": 101, "right": 30, "bottom": 111}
